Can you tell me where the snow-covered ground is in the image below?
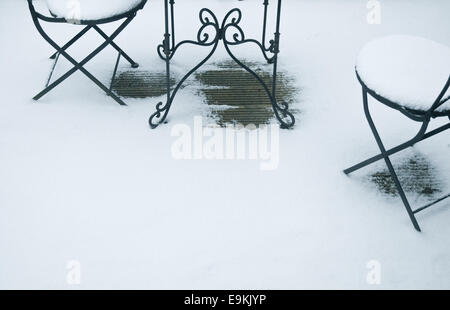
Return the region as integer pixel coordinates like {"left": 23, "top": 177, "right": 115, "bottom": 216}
{"left": 0, "top": 0, "right": 449, "bottom": 289}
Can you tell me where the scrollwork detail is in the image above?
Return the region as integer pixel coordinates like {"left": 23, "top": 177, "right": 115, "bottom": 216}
{"left": 150, "top": 6, "right": 295, "bottom": 129}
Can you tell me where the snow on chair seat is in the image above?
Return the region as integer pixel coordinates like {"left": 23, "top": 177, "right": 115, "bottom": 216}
{"left": 356, "top": 35, "right": 450, "bottom": 113}
{"left": 47, "top": 0, "right": 146, "bottom": 22}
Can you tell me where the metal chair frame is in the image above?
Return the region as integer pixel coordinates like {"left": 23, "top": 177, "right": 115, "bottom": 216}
{"left": 27, "top": 0, "right": 148, "bottom": 106}
{"left": 345, "top": 70, "right": 450, "bottom": 232}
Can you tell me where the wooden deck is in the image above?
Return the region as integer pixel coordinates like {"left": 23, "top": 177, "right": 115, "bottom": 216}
{"left": 111, "top": 60, "right": 299, "bottom": 126}
{"left": 370, "top": 153, "right": 444, "bottom": 198}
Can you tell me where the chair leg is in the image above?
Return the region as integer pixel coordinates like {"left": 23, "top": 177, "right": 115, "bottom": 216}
{"left": 344, "top": 139, "right": 416, "bottom": 175}
{"left": 49, "top": 25, "right": 92, "bottom": 59}
{"left": 362, "top": 88, "right": 422, "bottom": 231}
{"left": 343, "top": 121, "right": 449, "bottom": 175}
{"left": 93, "top": 25, "right": 139, "bottom": 68}
{"left": 31, "top": 15, "right": 135, "bottom": 106}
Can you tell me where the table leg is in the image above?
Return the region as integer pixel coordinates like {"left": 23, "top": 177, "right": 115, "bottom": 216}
{"left": 149, "top": 0, "right": 295, "bottom": 129}
{"left": 149, "top": 0, "right": 171, "bottom": 128}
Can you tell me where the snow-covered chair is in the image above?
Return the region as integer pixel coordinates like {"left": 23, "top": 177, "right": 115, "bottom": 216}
{"left": 27, "top": 0, "right": 148, "bottom": 105}
{"left": 344, "top": 35, "right": 450, "bottom": 232}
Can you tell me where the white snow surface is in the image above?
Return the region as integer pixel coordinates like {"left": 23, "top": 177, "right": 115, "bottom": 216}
{"left": 357, "top": 35, "right": 450, "bottom": 112}
{"left": 1, "top": 0, "right": 450, "bottom": 289}
{"left": 47, "top": 0, "right": 145, "bottom": 21}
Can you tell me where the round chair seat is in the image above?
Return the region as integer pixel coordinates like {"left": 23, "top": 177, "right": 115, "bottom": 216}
{"left": 47, "top": 0, "right": 146, "bottom": 22}
{"left": 356, "top": 35, "right": 450, "bottom": 113}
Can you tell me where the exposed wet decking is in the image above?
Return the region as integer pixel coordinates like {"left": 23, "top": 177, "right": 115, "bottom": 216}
{"left": 369, "top": 152, "right": 446, "bottom": 199}
{"left": 196, "top": 61, "right": 298, "bottom": 126}
{"left": 112, "top": 71, "right": 176, "bottom": 99}
{"left": 111, "top": 60, "right": 299, "bottom": 126}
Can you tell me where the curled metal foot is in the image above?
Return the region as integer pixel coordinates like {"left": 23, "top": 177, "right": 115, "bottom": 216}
{"left": 149, "top": 101, "right": 171, "bottom": 129}
{"left": 274, "top": 100, "right": 295, "bottom": 129}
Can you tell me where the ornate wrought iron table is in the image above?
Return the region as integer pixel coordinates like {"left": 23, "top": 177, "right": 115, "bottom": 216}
{"left": 149, "top": 0, "right": 295, "bottom": 129}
